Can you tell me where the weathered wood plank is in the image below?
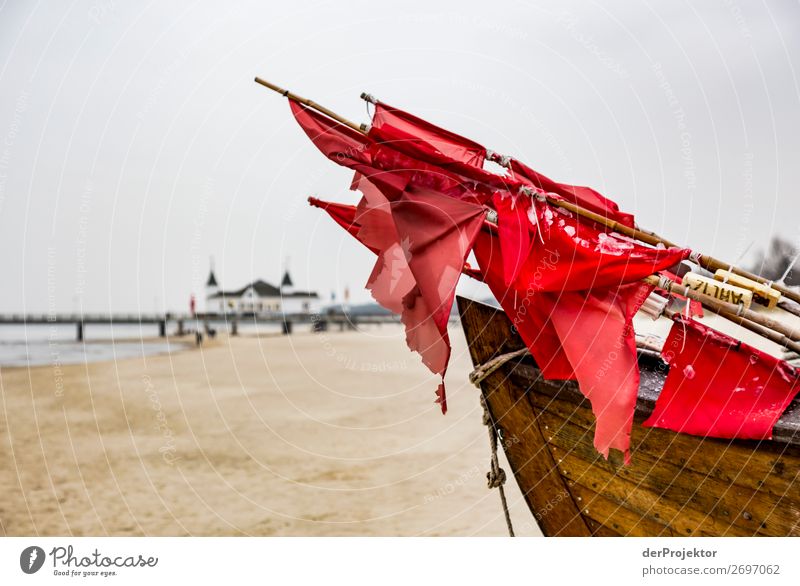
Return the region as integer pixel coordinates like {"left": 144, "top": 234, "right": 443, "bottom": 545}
{"left": 568, "top": 482, "right": 676, "bottom": 537}
{"left": 584, "top": 516, "right": 621, "bottom": 537}
{"left": 515, "top": 366, "right": 800, "bottom": 502}
{"left": 541, "top": 411, "right": 800, "bottom": 536}
{"left": 556, "top": 451, "right": 756, "bottom": 536}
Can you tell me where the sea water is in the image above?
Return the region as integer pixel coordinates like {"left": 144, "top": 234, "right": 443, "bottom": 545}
{"left": 0, "top": 320, "right": 287, "bottom": 366}
{"left": 0, "top": 323, "right": 180, "bottom": 367}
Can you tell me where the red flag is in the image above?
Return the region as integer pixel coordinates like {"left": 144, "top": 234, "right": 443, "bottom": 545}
{"left": 369, "top": 102, "right": 486, "bottom": 168}
{"left": 472, "top": 199, "right": 688, "bottom": 461}
{"left": 309, "top": 178, "right": 484, "bottom": 414}
{"left": 474, "top": 230, "right": 576, "bottom": 379}
{"left": 290, "top": 99, "right": 482, "bottom": 203}
{"left": 644, "top": 317, "right": 800, "bottom": 439}
{"left": 508, "top": 158, "right": 635, "bottom": 227}
{"left": 356, "top": 177, "right": 485, "bottom": 413}
{"left": 493, "top": 192, "right": 532, "bottom": 286}
{"left": 492, "top": 195, "right": 688, "bottom": 293}
{"left": 308, "top": 197, "right": 374, "bottom": 250}
{"left": 366, "top": 100, "right": 635, "bottom": 228}
{"left": 546, "top": 283, "right": 653, "bottom": 462}
{"left": 292, "top": 99, "right": 490, "bottom": 412}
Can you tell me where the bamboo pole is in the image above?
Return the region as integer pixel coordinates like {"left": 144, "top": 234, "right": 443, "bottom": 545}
{"left": 254, "top": 77, "right": 368, "bottom": 133}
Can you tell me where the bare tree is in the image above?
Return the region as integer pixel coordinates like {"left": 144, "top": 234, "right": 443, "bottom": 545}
{"left": 751, "top": 236, "right": 800, "bottom": 287}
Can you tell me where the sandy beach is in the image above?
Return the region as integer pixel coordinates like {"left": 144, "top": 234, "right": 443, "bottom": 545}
{"left": 0, "top": 324, "right": 537, "bottom": 536}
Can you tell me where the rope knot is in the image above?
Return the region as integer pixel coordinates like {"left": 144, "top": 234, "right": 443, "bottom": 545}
{"left": 469, "top": 347, "right": 529, "bottom": 387}
{"left": 479, "top": 393, "right": 515, "bottom": 536}
{"left": 487, "top": 464, "right": 507, "bottom": 488}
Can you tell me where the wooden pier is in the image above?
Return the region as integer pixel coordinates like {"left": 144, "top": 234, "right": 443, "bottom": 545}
{"left": 0, "top": 312, "right": 400, "bottom": 341}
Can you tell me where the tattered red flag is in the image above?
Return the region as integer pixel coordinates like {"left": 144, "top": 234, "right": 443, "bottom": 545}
{"left": 309, "top": 189, "right": 485, "bottom": 413}
{"left": 369, "top": 102, "right": 486, "bottom": 168}
{"left": 354, "top": 177, "right": 485, "bottom": 413}
{"left": 472, "top": 196, "right": 688, "bottom": 461}
{"left": 290, "top": 99, "right": 484, "bottom": 203}
{"left": 508, "top": 158, "right": 635, "bottom": 228}
{"left": 545, "top": 283, "right": 654, "bottom": 462}
{"left": 501, "top": 197, "right": 687, "bottom": 291}
{"left": 492, "top": 192, "right": 532, "bottom": 286}
{"left": 644, "top": 317, "right": 800, "bottom": 439}
{"left": 308, "top": 197, "right": 375, "bottom": 251}
{"left": 299, "top": 97, "right": 692, "bottom": 453}
{"left": 366, "top": 100, "right": 634, "bottom": 228}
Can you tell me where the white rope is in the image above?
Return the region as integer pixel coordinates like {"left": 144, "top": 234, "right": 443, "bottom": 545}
{"left": 469, "top": 347, "right": 529, "bottom": 386}
{"left": 469, "top": 349, "right": 529, "bottom": 538}
{"left": 487, "top": 149, "right": 511, "bottom": 168}
{"left": 481, "top": 394, "right": 515, "bottom": 537}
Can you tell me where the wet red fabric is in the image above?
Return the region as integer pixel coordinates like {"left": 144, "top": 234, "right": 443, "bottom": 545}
{"left": 644, "top": 317, "right": 800, "bottom": 439}
{"left": 493, "top": 193, "right": 532, "bottom": 286}
{"left": 474, "top": 232, "right": 655, "bottom": 461}
{"left": 298, "top": 98, "right": 685, "bottom": 457}
{"left": 495, "top": 197, "right": 689, "bottom": 292}
{"left": 473, "top": 230, "right": 575, "bottom": 379}
{"left": 472, "top": 197, "right": 687, "bottom": 461}
{"left": 290, "top": 99, "right": 488, "bottom": 204}
{"left": 291, "top": 100, "right": 533, "bottom": 208}
{"left": 308, "top": 197, "right": 375, "bottom": 251}
{"left": 509, "top": 158, "right": 635, "bottom": 228}
{"left": 308, "top": 179, "right": 484, "bottom": 414}
{"left": 365, "top": 100, "right": 634, "bottom": 228}
{"left": 547, "top": 283, "right": 653, "bottom": 462}
{"left": 355, "top": 177, "right": 485, "bottom": 413}
{"left": 369, "top": 102, "right": 486, "bottom": 168}
{"left": 293, "top": 100, "right": 490, "bottom": 412}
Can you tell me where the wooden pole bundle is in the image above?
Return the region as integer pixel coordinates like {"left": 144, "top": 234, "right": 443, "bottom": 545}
{"left": 254, "top": 76, "right": 800, "bottom": 351}
{"left": 644, "top": 275, "right": 800, "bottom": 354}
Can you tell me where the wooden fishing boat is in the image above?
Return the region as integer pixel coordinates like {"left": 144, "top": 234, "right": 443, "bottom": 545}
{"left": 458, "top": 295, "right": 800, "bottom": 537}
{"left": 253, "top": 76, "right": 800, "bottom": 536}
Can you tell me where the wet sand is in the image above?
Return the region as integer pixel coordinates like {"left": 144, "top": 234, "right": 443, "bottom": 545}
{"left": 0, "top": 324, "right": 538, "bottom": 536}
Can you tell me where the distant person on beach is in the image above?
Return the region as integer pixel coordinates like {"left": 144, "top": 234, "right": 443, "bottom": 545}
{"left": 195, "top": 331, "right": 203, "bottom": 346}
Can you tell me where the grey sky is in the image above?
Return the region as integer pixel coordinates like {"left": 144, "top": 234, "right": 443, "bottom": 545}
{"left": 1, "top": 0, "right": 799, "bottom": 313}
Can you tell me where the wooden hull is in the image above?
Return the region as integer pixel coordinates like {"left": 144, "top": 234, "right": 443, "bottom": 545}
{"left": 457, "top": 296, "right": 800, "bottom": 536}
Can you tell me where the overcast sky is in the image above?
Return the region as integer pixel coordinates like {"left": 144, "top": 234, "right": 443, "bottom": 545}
{"left": 1, "top": 0, "right": 799, "bottom": 313}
